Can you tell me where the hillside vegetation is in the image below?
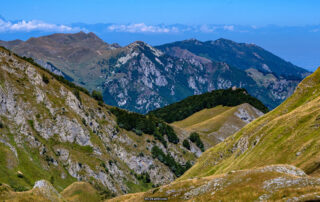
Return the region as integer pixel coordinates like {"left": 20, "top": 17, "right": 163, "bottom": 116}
{"left": 149, "top": 88, "right": 268, "bottom": 123}
{"left": 180, "top": 66, "right": 320, "bottom": 180}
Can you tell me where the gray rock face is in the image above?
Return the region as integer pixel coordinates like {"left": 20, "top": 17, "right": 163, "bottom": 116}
{"left": 103, "top": 42, "right": 264, "bottom": 113}
{"left": 33, "top": 180, "right": 62, "bottom": 201}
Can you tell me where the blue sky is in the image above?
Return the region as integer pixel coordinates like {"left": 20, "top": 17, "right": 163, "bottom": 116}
{"left": 0, "top": 1, "right": 320, "bottom": 70}
{"left": 2, "top": 0, "right": 320, "bottom": 25}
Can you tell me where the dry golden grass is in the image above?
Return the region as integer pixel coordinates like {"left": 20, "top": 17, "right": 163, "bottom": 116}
{"left": 172, "top": 103, "right": 262, "bottom": 148}
{"left": 61, "top": 182, "right": 100, "bottom": 202}
{"left": 108, "top": 164, "right": 320, "bottom": 201}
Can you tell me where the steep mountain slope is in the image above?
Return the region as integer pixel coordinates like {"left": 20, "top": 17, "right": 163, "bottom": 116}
{"left": 102, "top": 41, "right": 268, "bottom": 113}
{"left": 0, "top": 32, "right": 304, "bottom": 112}
{"left": 0, "top": 47, "right": 198, "bottom": 196}
{"left": 157, "top": 38, "right": 310, "bottom": 79}
{"left": 179, "top": 66, "right": 320, "bottom": 180}
{"left": 110, "top": 165, "right": 320, "bottom": 201}
{"left": 172, "top": 103, "right": 264, "bottom": 148}
{"left": 157, "top": 38, "right": 311, "bottom": 108}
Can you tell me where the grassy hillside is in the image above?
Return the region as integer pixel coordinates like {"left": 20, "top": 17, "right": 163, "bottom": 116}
{"left": 0, "top": 46, "right": 197, "bottom": 197}
{"left": 148, "top": 88, "right": 268, "bottom": 123}
{"left": 0, "top": 180, "right": 101, "bottom": 202}
{"left": 172, "top": 103, "right": 263, "bottom": 148}
{"left": 179, "top": 66, "right": 320, "bottom": 180}
{"left": 110, "top": 66, "right": 320, "bottom": 201}
{"left": 109, "top": 164, "right": 320, "bottom": 201}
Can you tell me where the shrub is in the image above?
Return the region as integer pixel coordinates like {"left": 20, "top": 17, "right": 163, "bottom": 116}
{"left": 110, "top": 107, "right": 179, "bottom": 146}
{"left": 50, "top": 176, "right": 54, "bottom": 184}
{"left": 82, "top": 118, "right": 87, "bottom": 126}
{"left": 42, "top": 74, "right": 49, "bottom": 84}
{"left": 151, "top": 146, "right": 191, "bottom": 177}
{"left": 0, "top": 121, "right": 3, "bottom": 128}
{"left": 92, "top": 90, "right": 103, "bottom": 101}
{"left": 183, "top": 139, "right": 191, "bottom": 150}
{"left": 12, "top": 185, "right": 28, "bottom": 192}
{"left": 98, "top": 100, "right": 104, "bottom": 106}
{"left": 27, "top": 120, "right": 34, "bottom": 130}
{"left": 142, "top": 172, "right": 151, "bottom": 183}
{"left": 73, "top": 90, "right": 81, "bottom": 103}
{"left": 189, "top": 132, "right": 204, "bottom": 152}
{"left": 17, "top": 173, "right": 24, "bottom": 178}
{"left": 135, "top": 172, "right": 151, "bottom": 184}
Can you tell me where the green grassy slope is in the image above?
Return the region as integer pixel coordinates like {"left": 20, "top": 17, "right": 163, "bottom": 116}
{"left": 179, "top": 66, "right": 320, "bottom": 180}
{"left": 0, "top": 180, "right": 101, "bottom": 202}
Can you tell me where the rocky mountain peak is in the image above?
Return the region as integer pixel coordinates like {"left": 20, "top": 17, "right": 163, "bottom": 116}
{"left": 210, "top": 38, "right": 237, "bottom": 45}
{"left": 183, "top": 38, "right": 203, "bottom": 45}
{"left": 127, "top": 41, "right": 163, "bottom": 57}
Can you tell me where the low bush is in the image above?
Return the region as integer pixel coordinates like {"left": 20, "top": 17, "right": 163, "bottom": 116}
{"left": 42, "top": 74, "right": 49, "bottom": 84}
{"left": 151, "top": 146, "right": 191, "bottom": 177}
{"left": 110, "top": 108, "right": 179, "bottom": 146}
{"left": 189, "top": 132, "right": 204, "bottom": 152}
{"left": 183, "top": 139, "right": 191, "bottom": 150}
{"left": 92, "top": 90, "right": 103, "bottom": 101}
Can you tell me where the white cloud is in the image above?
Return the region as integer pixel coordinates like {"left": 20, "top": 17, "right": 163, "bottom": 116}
{"left": 199, "top": 24, "right": 217, "bottom": 33}
{"left": 0, "top": 19, "right": 79, "bottom": 32}
{"left": 223, "top": 25, "right": 234, "bottom": 31}
{"left": 107, "top": 23, "right": 179, "bottom": 33}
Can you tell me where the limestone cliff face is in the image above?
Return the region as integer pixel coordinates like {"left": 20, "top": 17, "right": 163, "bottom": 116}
{"left": 0, "top": 47, "right": 196, "bottom": 195}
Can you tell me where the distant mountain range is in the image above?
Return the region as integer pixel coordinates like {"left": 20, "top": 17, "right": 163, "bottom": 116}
{"left": 157, "top": 38, "right": 308, "bottom": 79}
{"left": 0, "top": 32, "right": 310, "bottom": 113}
